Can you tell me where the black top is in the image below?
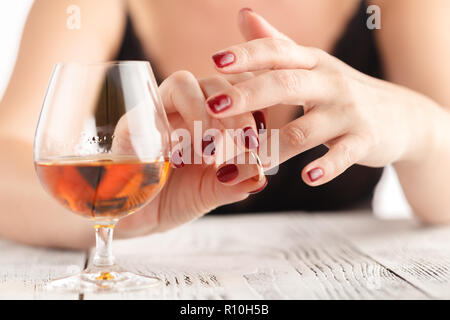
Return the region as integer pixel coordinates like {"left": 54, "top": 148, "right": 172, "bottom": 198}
{"left": 117, "top": 0, "right": 384, "bottom": 213}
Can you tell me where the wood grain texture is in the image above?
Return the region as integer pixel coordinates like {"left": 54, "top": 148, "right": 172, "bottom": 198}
{"left": 321, "top": 213, "right": 450, "bottom": 299}
{"left": 0, "top": 239, "right": 86, "bottom": 299}
{"left": 83, "top": 213, "right": 426, "bottom": 300}
{"left": 1, "top": 212, "right": 449, "bottom": 299}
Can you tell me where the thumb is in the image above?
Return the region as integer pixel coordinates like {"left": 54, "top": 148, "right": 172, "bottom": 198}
{"left": 238, "top": 8, "right": 293, "bottom": 42}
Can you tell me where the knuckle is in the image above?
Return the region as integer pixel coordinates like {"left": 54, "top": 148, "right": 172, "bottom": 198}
{"left": 233, "top": 45, "right": 252, "bottom": 65}
{"left": 363, "top": 131, "right": 379, "bottom": 150}
{"left": 209, "top": 74, "right": 226, "bottom": 83}
{"left": 192, "top": 176, "right": 217, "bottom": 215}
{"left": 273, "top": 70, "right": 301, "bottom": 97}
{"left": 341, "top": 98, "right": 358, "bottom": 119}
{"left": 284, "top": 123, "right": 308, "bottom": 148}
{"left": 330, "top": 72, "right": 354, "bottom": 106}
{"left": 191, "top": 195, "right": 211, "bottom": 217}
{"left": 369, "top": 131, "right": 379, "bottom": 147}
{"left": 234, "top": 83, "right": 252, "bottom": 107}
{"left": 304, "top": 47, "right": 325, "bottom": 67}
{"left": 223, "top": 72, "right": 254, "bottom": 84}
{"left": 199, "top": 74, "right": 225, "bottom": 85}
{"left": 335, "top": 142, "right": 354, "bottom": 167}
{"left": 199, "top": 75, "right": 228, "bottom": 95}
{"left": 267, "top": 38, "right": 291, "bottom": 56}
{"left": 310, "top": 47, "right": 328, "bottom": 60}
{"left": 330, "top": 71, "right": 347, "bottom": 90}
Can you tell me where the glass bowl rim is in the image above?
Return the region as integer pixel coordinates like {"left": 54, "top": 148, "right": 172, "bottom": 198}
{"left": 54, "top": 60, "right": 151, "bottom": 67}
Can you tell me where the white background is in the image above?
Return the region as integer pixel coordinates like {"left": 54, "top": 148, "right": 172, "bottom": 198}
{"left": 0, "top": 0, "right": 412, "bottom": 218}
{"left": 0, "top": 1, "right": 33, "bottom": 98}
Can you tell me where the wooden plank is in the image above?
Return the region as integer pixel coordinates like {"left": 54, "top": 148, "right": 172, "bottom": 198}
{"left": 83, "top": 220, "right": 299, "bottom": 299}
{"left": 83, "top": 213, "right": 426, "bottom": 300}
{"left": 272, "top": 214, "right": 426, "bottom": 299}
{"left": 1, "top": 212, "right": 439, "bottom": 300}
{"left": 320, "top": 212, "right": 450, "bottom": 299}
{"left": 0, "top": 239, "right": 86, "bottom": 299}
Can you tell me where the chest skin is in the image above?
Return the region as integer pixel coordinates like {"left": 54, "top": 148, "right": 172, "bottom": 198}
{"left": 127, "top": 0, "right": 360, "bottom": 128}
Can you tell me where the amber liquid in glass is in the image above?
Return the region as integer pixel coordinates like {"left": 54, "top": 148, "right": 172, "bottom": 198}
{"left": 35, "top": 157, "right": 170, "bottom": 221}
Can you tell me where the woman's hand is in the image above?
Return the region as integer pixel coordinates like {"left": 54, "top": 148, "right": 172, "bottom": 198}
{"left": 116, "top": 71, "right": 267, "bottom": 238}
{"left": 205, "top": 9, "right": 437, "bottom": 186}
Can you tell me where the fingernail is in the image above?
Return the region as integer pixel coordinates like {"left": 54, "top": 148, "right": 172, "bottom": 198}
{"left": 252, "top": 111, "right": 266, "bottom": 132}
{"left": 238, "top": 8, "right": 254, "bottom": 25}
{"left": 249, "top": 177, "right": 268, "bottom": 194}
{"left": 207, "top": 94, "right": 232, "bottom": 114}
{"left": 240, "top": 7, "right": 254, "bottom": 14}
{"left": 216, "top": 164, "right": 239, "bottom": 183}
{"left": 241, "top": 127, "right": 259, "bottom": 150}
{"left": 307, "top": 168, "right": 324, "bottom": 182}
{"left": 172, "top": 149, "right": 184, "bottom": 168}
{"left": 202, "top": 135, "right": 216, "bottom": 156}
{"left": 212, "top": 51, "right": 236, "bottom": 68}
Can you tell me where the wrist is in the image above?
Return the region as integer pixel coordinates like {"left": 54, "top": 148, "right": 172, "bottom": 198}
{"left": 397, "top": 96, "right": 445, "bottom": 165}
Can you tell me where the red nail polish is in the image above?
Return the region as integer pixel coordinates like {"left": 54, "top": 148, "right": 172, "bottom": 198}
{"left": 241, "top": 127, "right": 259, "bottom": 150}
{"left": 252, "top": 111, "right": 266, "bottom": 132}
{"left": 249, "top": 178, "right": 268, "bottom": 194}
{"left": 307, "top": 168, "right": 324, "bottom": 182}
{"left": 202, "top": 135, "right": 216, "bottom": 156}
{"left": 172, "top": 149, "right": 184, "bottom": 168}
{"left": 216, "top": 164, "right": 239, "bottom": 183}
{"left": 212, "top": 51, "right": 236, "bottom": 68}
{"left": 207, "top": 95, "right": 232, "bottom": 114}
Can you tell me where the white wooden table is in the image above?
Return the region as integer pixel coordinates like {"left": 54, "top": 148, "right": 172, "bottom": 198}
{"left": 1, "top": 211, "right": 450, "bottom": 300}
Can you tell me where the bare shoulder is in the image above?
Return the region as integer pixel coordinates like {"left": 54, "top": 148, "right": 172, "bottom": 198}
{"left": 0, "top": 0, "right": 127, "bottom": 140}
{"left": 25, "top": 0, "right": 127, "bottom": 59}
{"left": 369, "top": 0, "right": 450, "bottom": 40}
{"left": 369, "top": 0, "right": 450, "bottom": 103}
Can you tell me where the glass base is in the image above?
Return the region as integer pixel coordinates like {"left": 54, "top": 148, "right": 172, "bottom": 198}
{"left": 45, "top": 265, "right": 161, "bottom": 293}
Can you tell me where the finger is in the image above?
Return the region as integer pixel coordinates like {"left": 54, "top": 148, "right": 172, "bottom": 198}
{"left": 215, "top": 154, "right": 265, "bottom": 186}
{"left": 159, "top": 70, "right": 209, "bottom": 135}
{"left": 221, "top": 72, "right": 254, "bottom": 85}
{"left": 258, "top": 109, "right": 348, "bottom": 170}
{"left": 215, "top": 163, "right": 257, "bottom": 186}
{"left": 112, "top": 102, "right": 172, "bottom": 157}
{"left": 206, "top": 71, "right": 269, "bottom": 142}
{"left": 212, "top": 37, "right": 318, "bottom": 73}
{"left": 160, "top": 71, "right": 213, "bottom": 159}
{"left": 238, "top": 8, "right": 293, "bottom": 42}
{"left": 116, "top": 153, "right": 268, "bottom": 237}
{"left": 205, "top": 69, "right": 329, "bottom": 117}
{"left": 154, "top": 164, "right": 268, "bottom": 233}
{"left": 301, "top": 134, "right": 366, "bottom": 186}
{"left": 205, "top": 161, "right": 268, "bottom": 207}
{"left": 199, "top": 76, "right": 260, "bottom": 153}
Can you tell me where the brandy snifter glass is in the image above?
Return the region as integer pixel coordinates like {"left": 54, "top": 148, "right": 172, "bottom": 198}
{"left": 33, "top": 61, "right": 171, "bottom": 292}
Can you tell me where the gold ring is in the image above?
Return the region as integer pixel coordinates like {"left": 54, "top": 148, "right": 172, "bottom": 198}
{"left": 249, "top": 151, "right": 265, "bottom": 182}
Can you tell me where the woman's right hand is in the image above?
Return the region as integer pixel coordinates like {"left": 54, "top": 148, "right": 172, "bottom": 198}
{"left": 116, "top": 71, "right": 267, "bottom": 238}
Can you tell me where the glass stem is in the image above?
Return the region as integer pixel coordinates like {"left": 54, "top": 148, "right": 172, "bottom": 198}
{"left": 93, "top": 223, "right": 116, "bottom": 268}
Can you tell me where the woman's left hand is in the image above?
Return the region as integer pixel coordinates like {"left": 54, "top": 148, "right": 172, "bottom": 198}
{"left": 205, "top": 9, "right": 435, "bottom": 186}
